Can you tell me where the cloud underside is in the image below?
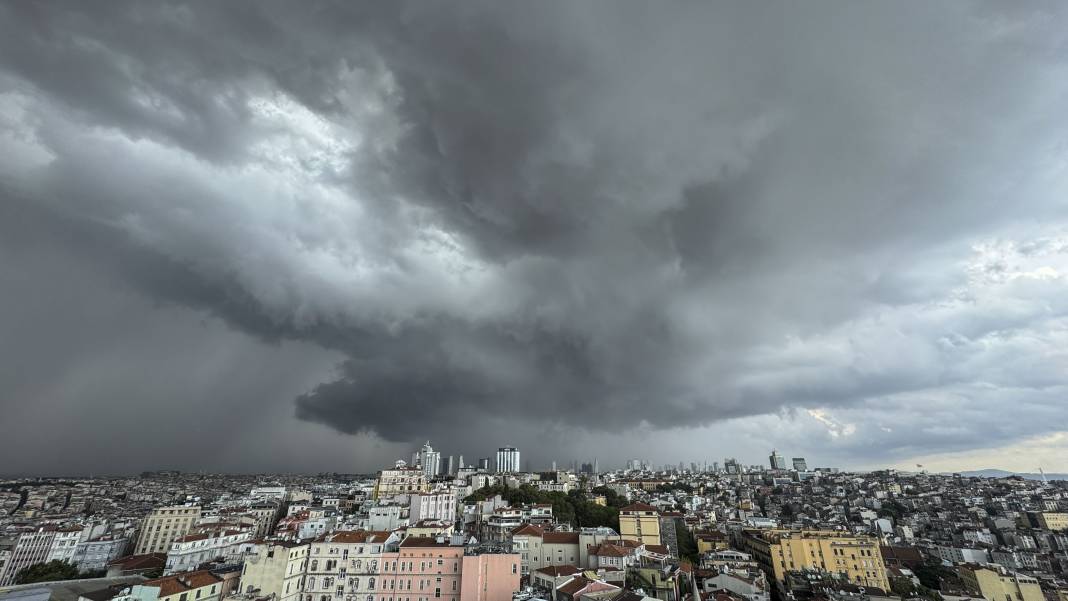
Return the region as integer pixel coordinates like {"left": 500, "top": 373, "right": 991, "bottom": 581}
{"left": 1, "top": 1, "right": 1068, "bottom": 470}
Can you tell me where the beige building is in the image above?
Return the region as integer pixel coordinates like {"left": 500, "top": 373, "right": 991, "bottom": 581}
{"left": 1036, "top": 512, "right": 1068, "bottom": 531}
{"left": 738, "top": 529, "right": 889, "bottom": 592}
{"left": 511, "top": 526, "right": 624, "bottom": 578}
{"left": 373, "top": 462, "right": 430, "bottom": 500}
{"left": 619, "top": 503, "right": 661, "bottom": 547}
{"left": 958, "top": 564, "right": 1044, "bottom": 601}
{"left": 238, "top": 541, "right": 308, "bottom": 601}
{"left": 135, "top": 505, "right": 202, "bottom": 555}
{"left": 511, "top": 526, "right": 580, "bottom": 577}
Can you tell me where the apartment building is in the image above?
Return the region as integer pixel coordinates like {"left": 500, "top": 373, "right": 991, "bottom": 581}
{"left": 0, "top": 527, "right": 57, "bottom": 586}
{"left": 378, "top": 536, "right": 521, "bottom": 601}
{"left": 165, "top": 528, "right": 255, "bottom": 573}
{"left": 45, "top": 527, "right": 84, "bottom": 564}
{"left": 72, "top": 535, "right": 130, "bottom": 573}
{"left": 619, "top": 503, "right": 661, "bottom": 547}
{"left": 238, "top": 541, "right": 308, "bottom": 601}
{"left": 305, "top": 530, "right": 398, "bottom": 601}
{"left": 957, "top": 564, "right": 1044, "bottom": 601}
{"left": 135, "top": 505, "right": 202, "bottom": 555}
{"left": 373, "top": 463, "right": 430, "bottom": 500}
{"left": 737, "top": 529, "right": 889, "bottom": 592}
{"left": 408, "top": 492, "right": 457, "bottom": 524}
{"left": 510, "top": 525, "right": 620, "bottom": 577}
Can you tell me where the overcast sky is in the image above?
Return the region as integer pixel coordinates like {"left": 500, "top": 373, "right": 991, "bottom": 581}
{"left": 2, "top": 2, "right": 1068, "bottom": 476}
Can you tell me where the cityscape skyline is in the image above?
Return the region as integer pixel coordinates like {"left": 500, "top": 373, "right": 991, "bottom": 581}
{"left": 2, "top": 3, "right": 1068, "bottom": 478}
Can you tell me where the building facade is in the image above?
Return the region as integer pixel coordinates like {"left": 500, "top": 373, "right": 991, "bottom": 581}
{"left": 957, "top": 564, "right": 1044, "bottom": 601}
{"left": 0, "top": 527, "right": 57, "bottom": 586}
{"left": 373, "top": 463, "right": 430, "bottom": 500}
{"left": 238, "top": 541, "right": 308, "bottom": 601}
{"left": 619, "top": 503, "right": 661, "bottom": 547}
{"left": 135, "top": 505, "right": 203, "bottom": 556}
{"left": 408, "top": 492, "right": 457, "bottom": 524}
{"left": 495, "top": 447, "right": 520, "bottom": 473}
{"left": 738, "top": 529, "right": 889, "bottom": 593}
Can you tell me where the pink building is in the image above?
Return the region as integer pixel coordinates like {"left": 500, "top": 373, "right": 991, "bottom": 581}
{"left": 378, "top": 536, "right": 464, "bottom": 601}
{"left": 460, "top": 553, "right": 521, "bottom": 601}
{"left": 376, "top": 536, "right": 519, "bottom": 601}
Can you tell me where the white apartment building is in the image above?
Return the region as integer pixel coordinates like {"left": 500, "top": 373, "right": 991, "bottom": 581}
{"left": 368, "top": 505, "right": 407, "bottom": 531}
{"left": 73, "top": 535, "right": 130, "bottom": 573}
{"left": 165, "top": 529, "right": 255, "bottom": 573}
{"left": 298, "top": 516, "right": 338, "bottom": 541}
{"left": 46, "top": 527, "right": 84, "bottom": 564}
{"left": 250, "top": 487, "right": 287, "bottom": 501}
{"left": 0, "top": 527, "right": 57, "bottom": 586}
{"left": 305, "top": 531, "right": 399, "bottom": 601}
{"left": 496, "top": 447, "right": 521, "bottom": 473}
{"left": 408, "top": 492, "right": 457, "bottom": 524}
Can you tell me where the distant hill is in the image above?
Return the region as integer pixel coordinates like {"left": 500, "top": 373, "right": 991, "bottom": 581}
{"left": 953, "top": 468, "right": 1068, "bottom": 481}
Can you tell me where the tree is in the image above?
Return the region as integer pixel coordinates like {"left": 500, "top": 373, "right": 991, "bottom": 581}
{"left": 675, "top": 521, "right": 700, "bottom": 564}
{"left": 15, "top": 560, "right": 82, "bottom": 584}
{"left": 464, "top": 484, "right": 621, "bottom": 530}
{"left": 890, "top": 575, "right": 941, "bottom": 601}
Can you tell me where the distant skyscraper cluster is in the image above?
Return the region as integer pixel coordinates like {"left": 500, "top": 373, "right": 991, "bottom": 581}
{"left": 406, "top": 441, "right": 523, "bottom": 477}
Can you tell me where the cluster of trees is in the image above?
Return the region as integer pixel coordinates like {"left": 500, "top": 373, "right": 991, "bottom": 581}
{"left": 464, "top": 484, "right": 624, "bottom": 530}
{"left": 877, "top": 500, "right": 910, "bottom": 521}
{"left": 889, "top": 575, "right": 941, "bottom": 600}
{"left": 914, "top": 561, "right": 961, "bottom": 593}
{"left": 15, "top": 560, "right": 103, "bottom": 584}
{"left": 674, "top": 521, "right": 699, "bottom": 564}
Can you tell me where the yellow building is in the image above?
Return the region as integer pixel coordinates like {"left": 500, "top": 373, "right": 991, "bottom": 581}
{"left": 957, "top": 564, "right": 1044, "bottom": 601}
{"left": 738, "top": 529, "right": 889, "bottom": 592}
{"left": 134, "top": 505, "right": 202, "bottom": 555}
{"left": 619, "top": 503, "right": 661, "bottom": 546}
{"left": 1037, "top": 512, "right": 1068, "bottom": 531}
{"left": 696, "top": 531, "right": 730, "bottom": 555}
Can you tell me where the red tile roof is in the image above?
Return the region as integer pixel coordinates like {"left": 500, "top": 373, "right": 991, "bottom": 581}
{"left": 511, "top": 524, "right": 545, "bottom": 537}
{"left": 543, "top": 532, "right": 579, "bottom": 544}
{"left": 620, "top": 503, "right": 659, "bottom": 513}
{"left": 143, "top": 570, "right": 222, "bottom": 597}
{"left": 534, "top": 565, "right": 583, "bottom": 577}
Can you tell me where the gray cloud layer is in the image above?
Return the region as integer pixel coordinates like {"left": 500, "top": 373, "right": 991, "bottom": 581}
{"left": 2, "top": 1, "right": 1068, "bottom": 473}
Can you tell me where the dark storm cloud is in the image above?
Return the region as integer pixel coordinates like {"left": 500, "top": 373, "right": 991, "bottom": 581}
{"left": 2, "top": 1, "right": 1068, "bottom": 471}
